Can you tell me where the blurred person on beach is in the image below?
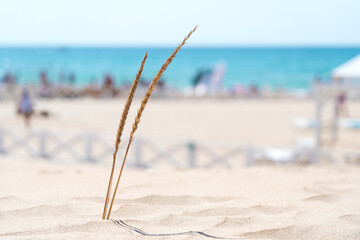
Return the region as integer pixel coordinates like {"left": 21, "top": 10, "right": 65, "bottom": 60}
{"left": 192, "top": 68, "right": 211, "bottom": 87}
{"left": 336, "top": 91, "right": 348, "bottom": 116}
{"left": 192, "top": 68, "right": 212, "bottom": 96}
{"left": 1, "top": 71, "right": 17, "bottom": 99}
{"left": 249, "top": 83, "right": 259, "bottom": 96}
{"left": 68, "top": 72, "right": 76, "bottom": 86}
{"left": 157, "top": 78, "right": 166, "bottom": 91}
{"left": 102, "top": 74, "right": 118, "bottom": 97}
{"left": 39, "top": 71, "right": 52, "bottom": 98}
{"left": 230, "top": 83, "right": 246, "bottom": 96}
{"left": 2, "top": 71, "right": 16, "bottom": 85}
{"left": 139, "top": 77, "right": 150, "bottom": 88}
{"left": 17, "top": 88, "right": 33, "bottom": 126}
{"left": 83, "top": 78, "right": 101, "bottom": 97}
{"left": 55, "top": 70, "right": 67, "bottom": 97}
{"left": 63, "top": 72, "right": 77, "bottom": 98}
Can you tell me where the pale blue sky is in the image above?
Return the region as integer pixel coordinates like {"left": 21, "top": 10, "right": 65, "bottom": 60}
{"left": 0, "top": 0, "right": 359, "bottom": 46}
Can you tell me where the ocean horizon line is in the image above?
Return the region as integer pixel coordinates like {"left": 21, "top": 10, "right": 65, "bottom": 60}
{"left": 1, "top": 45, "right": 360, "bottom": 49}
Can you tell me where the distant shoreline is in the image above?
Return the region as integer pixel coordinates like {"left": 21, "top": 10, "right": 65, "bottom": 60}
{"left": 1, "top": 47, "right": 358, "bottom": 89}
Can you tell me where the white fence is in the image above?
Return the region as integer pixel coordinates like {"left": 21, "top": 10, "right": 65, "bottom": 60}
{"left": 0, "top": 126, "right": 358, "bottom": 167}
{"left": 0, "top": 126, "right": 251, "bottom": 167}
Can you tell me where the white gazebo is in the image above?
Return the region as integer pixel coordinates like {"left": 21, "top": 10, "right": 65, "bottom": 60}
{"left": 313, "top": 54, "right": 360, "bottom": 151}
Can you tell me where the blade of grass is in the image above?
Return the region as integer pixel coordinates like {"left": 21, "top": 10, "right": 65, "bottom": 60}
{"left": 102, "top": 53, "right": 148, "bottom": 219}
{"left": 106, "top": 26, "right": 197, "bottom": 219}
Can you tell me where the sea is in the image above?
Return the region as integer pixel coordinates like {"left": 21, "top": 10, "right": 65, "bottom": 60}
{"left": 0, "top": 47, "right": 359, "bottom": 90}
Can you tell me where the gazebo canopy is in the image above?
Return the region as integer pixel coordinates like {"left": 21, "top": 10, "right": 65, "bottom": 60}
{"left": 332, "top": 54, "right": 360, "bottom": 79}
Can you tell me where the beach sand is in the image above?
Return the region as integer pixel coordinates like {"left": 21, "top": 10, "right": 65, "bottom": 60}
{"left": 1, "top": 156, "right": 359, "bottom": 239}
{"left": 0, "top": 98, "right": 360, "bottom": 239}
{"left": 2, "top": 97, "right": 360, "bottom": 145}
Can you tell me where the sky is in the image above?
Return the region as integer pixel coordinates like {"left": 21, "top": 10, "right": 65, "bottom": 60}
{"left": 0, "top": 0, "right": 360, "bottom": 46}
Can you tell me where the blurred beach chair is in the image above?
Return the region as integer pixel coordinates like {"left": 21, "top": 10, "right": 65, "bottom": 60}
{"left": 294, "top": 118, "right": 360, "bottom": 130}
{"left": 339, "top": 118, "right": 360, "bottom": 129}
{"left": 246, "top": 140, "right": 334, "bottom": 166}
{"left": 293, "top": 118, "right": 317, "bottom": 128}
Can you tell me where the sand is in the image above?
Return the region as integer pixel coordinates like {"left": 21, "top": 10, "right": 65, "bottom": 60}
{"left": 1, "top": 98, "right": 360, "bottom": 147}
{"left": 1, "top": 156, "right": 360, "bottom": 239}
{"left": 0, "top": 98, "right": 360, "bottom": 239}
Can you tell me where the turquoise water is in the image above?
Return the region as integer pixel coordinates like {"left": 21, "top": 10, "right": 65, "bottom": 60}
{"left": 0, "top": 47, "right": 359, "bottom": 89}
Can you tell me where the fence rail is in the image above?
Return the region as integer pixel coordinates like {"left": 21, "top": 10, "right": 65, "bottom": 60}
{"left": 0, "top": 126, "right": 251, "bottom": 168}
{"left": 0, "top": 126, "right": 359, "bottom": 167}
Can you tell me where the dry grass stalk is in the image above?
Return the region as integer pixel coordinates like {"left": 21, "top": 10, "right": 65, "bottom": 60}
{"left": 106, "top": 26, "right": 197, "bottom": 219}
{"left": 102, "top": 53, "right": 148, "bottom": 219}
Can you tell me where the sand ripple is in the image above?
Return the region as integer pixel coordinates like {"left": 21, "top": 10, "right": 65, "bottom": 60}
{"left": 1, "top": 160, "right": 360, "bottom": 239}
